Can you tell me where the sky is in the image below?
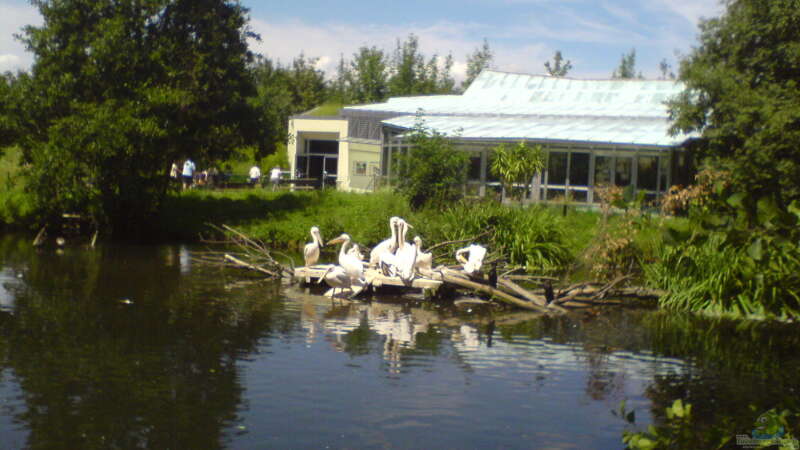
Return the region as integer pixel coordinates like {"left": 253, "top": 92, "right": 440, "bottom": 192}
{"left": 0, "top": 0, "right": 725, "bottom": 81}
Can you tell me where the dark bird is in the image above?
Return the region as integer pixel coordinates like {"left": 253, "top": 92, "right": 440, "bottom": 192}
{"left": 488, "top": 261, "right": 498, "bottom": 288}
{"left": 544, "top": 280, "right": 555, "bottom": 305}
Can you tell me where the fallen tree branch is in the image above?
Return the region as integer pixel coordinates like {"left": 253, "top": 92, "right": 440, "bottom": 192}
{"left": 426, "top": 230, "right": 492, "bottom": 253}
{"left": 224, "top": 254, "right": 280, "bottom": 278}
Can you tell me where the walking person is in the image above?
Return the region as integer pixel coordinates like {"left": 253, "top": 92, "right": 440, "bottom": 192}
{"left": 270, "top": 166, "right": 281, "bottom": 191}
{"left": 249, "top": 164, "right": 261, "bottom": 187}
{"left": 182, "top": 158, "right": 196, "bottom": 190}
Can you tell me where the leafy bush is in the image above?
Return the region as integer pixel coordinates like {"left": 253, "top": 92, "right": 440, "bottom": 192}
{"left": 393, "top": 117, "right": 469, "bottom": 209}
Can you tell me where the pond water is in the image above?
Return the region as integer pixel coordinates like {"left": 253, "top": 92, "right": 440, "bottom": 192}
{"left": 0, "top": 234, "right": 799, "bottom": 449}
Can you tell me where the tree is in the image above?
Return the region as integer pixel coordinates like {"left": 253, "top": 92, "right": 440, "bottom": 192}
{"left": 669, "top": 0, "right": 800, "bottom": 221}
{"left": 287, "top": 53, "right": 327, "bottom": 113}
{"left": 658, "top": 58, "right": 675, "bottom": 80}
{"left": 250, "top": 57, "right": 294, "bottom": 157}
{"left": 348, "top": 46, "right": 389, "bottom": 103}
{"left": 490, "top": 141, "right": 545, "bottom": 201}
{"left": 394, "top": 117, "right": 468, "bottom": 209}
{"left": 388, "top": 34, "right": 456, "bottom": 97}
{"left": 544, "top": 50, "right": 572, "bottom": 77}
{"left": 612, "top": 49, "right": 642, "bottom": 79}
{"left": 389, "top": 34, "right": 425, "bottom": 96}
{"left": 462, "top": 39, "right": 493, "bottom": 90}
{"left": 13, "top": 0, "right": 261, "bottom": 236}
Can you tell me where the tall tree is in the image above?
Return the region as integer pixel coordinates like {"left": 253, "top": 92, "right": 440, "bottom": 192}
{"left": 250, "top": 57, "right": 294, "bottom": 156}
{"left": 388, "top": 34, "right": 426, "bottom": 96}
{"left": 287, "top": 53, "right": 326, "bottom": 113}
{"left": 544, "top": 50, "right": 572, "bottom": 77}
{"left": 462, "top": 39, "right": 493, "bottom": 90}
{"left": 348, "top": 46, "right": 389, "bottom": 103}
{"left": 612, "top": 48, "right": 642, "bottom": 79}
{"left": 658, "top": 58, "right": 675, "bottom": 80}
{"left": 669, "top": 0, "right": 800, "bottom": 218}
{"left": 13, "top": 0, "right": 261, "bottom": 235}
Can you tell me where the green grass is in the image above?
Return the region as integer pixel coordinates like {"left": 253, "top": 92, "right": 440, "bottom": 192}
{"left": 0, "top": 146, "right": 37, "bottom": 229}
{"left": 306, "top": 102, "right": 343, "bottom": 117}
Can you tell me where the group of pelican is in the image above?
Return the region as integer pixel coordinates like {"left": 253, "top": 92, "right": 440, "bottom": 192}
{"left": 303, "top": 216, "right": 484, "bottom": 298}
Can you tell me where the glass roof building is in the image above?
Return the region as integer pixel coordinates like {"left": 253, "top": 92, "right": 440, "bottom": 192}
{"left": 288, "top": 70, "right": 696, "bottom": 203}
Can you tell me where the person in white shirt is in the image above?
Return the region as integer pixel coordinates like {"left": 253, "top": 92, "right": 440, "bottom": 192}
{"left": 249, "top": 165, "right": 261, "bottom": 187}
{"left": 270, "top": 166, "right": 281, "bottom": 191}
{"left": 182, "top": 159, "right": 195, "bottom": 190}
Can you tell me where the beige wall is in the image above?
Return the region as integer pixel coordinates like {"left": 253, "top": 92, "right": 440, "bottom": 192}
{"left": 287, "top": 117, "right": 381, "bottom": 191}
{"left": 344, "top": 141, "right": 382, "bottom": 192}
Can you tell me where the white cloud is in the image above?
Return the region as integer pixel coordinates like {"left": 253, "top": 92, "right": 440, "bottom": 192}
{"left": 0, "top": 1, "right": 40, "bottom": 72}
{"left": 248, "top": 17, "right": 554, "bottom": 82}
{"left": 652, "top": 0, "right": 725, "bottom": 25}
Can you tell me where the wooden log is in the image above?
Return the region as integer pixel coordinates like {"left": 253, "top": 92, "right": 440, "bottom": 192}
{"left": 440, "top": 268, "right": 550, "bottom": 313}
{"left": 33, "top": 226, "right": 47, "bottom": 247}
{"left": 224, "top": 254, "right": 280, "bottom": 278}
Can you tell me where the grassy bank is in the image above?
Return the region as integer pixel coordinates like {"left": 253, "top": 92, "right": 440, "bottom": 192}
{"left": 159, "top": 188, "right": 624, "bottom": 275}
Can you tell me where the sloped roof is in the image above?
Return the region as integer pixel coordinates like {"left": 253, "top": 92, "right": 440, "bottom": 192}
{"left": 342, "top": 70, "right": 694, "bottom": 147}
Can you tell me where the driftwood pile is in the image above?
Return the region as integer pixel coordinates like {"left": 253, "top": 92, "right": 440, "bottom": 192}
{"left": 199, "top": 225, "right": 662, "bottom": 314}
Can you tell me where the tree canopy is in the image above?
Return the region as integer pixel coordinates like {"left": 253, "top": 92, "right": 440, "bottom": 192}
{"left": 11, "top": 0, "right": 262, "bottom": 236}
{"left": 393, "top": 117, "right": 468, "bottom": 209}
{"left": 612, "top": 49, "right": 642, "bottom": 79}
{"left": 669, "top": 0, "right": 800, "bottom": 217}
{"left": 544, "top": 51, "right": 572, "bottom": 77}
{"left": 462, "top": 39, "right": 493, "bottom": 90}
{"left": 490, "top": 141, "right": 545, "bottom": 201}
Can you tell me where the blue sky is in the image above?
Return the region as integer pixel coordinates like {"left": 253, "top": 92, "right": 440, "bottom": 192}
{"left": 0, "top": 0, "right": 725, "bottom": 80}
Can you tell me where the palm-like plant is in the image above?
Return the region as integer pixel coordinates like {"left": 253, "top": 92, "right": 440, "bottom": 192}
{"left": 490, "top": 141, "right": 545, "bottom": 201}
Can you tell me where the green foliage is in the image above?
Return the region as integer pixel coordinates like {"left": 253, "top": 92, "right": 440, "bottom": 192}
{"left": 544, "top": 50, "right": 572, "bottom": 77}
{"left": 0, "top": 146, "right": 36, "bottom": 228}
{"left": 669, "top": 0, "right": 800, "bottom": 211}
{"left": 12, "top": 0, "right": 261, "bottom": 236}
{"left": 345, "top": 46, "right": 390, "bottom": 103}
{"left": 412, "top": 201, "right": 574, "bottom": 273}
{"left": 393, "top": 118, "right": 469, "bottom": 209}
{"left": 612, "top": 48, "right": 643, "bottom": 79}
{"left": 388, "top": 34, "right": 455, "bottom": 96}
{"left": 622, "top": 399, "right": 698, "bottom": 449}
{"left": 645, "top": 232, "right": 800, "bottom": 319}
{"left": 249, "top": 54, "right": 327, "bottom": 157}
{"left": 462, "top": 39, "right": 493, "bottom": 90}
{"left": 489, "top": 141, "right": 545, "bottom": 201}
{"left": 647, "top": 166, "right": 800, "bottom": 319}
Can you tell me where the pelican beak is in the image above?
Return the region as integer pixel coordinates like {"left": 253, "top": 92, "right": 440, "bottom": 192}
{"left": 406, "top": 223, "right": 414, "bottom": 229}
{"left": 327, "top": 238, "right": 342, "bottom": 245}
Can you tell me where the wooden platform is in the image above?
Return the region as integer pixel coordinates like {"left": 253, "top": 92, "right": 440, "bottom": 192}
{"left": 294, "top": 265, "right": 443, "bottom": 290}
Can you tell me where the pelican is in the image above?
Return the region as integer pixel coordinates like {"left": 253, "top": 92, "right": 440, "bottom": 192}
{"left": 394, "top": 219, "right": 417, "bottom": 282}
{"left": 327, "top": 233, "right": 366, "bottom": 289}
{"left": 413, "top": 236, "right": 433, "bottom": 272}
{"left": 347, "top": 243, "right": 365, "bottom": 262}
{"left": 369, "top": 216, "right": 400, "bottom": 267}
{"left": 317, "top": 265, "right": 350, "bottom": 298}
{"left": 303, "top": 226, "right": 324, "bottom": 283}
{"left": 455, "top": 244, "right": 487, "bottom": 276}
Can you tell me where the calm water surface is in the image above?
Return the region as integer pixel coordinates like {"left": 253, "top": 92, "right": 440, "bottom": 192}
{"left": 0, "top": 234, "right": 798, "bottom": 449}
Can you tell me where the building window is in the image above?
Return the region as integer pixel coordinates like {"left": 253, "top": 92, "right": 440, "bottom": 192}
{"left": 615, "top": 156, "right": 633, "bottom": 187}
{"left": 354, "top": 161, "right": 368, "bottom": 176}
{"left": 637, "top": 155, "right": 658, "bottom": 191}
{"left": 548, "top": 152, "right": 568, "bottom": 185}
{"left": 468, "top": 155, "right": 482, "bottom": 181}
{"left": 570, "top": 153, "right": 590, "bottom": 186}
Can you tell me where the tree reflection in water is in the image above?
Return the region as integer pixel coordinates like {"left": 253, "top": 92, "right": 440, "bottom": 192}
{"left": 0, "top": 236, "right": 286, "bottom": 449}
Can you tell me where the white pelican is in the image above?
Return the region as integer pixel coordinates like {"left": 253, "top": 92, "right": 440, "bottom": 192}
{"left": 347, "top": 243, "right": 365, "bottom": 262}
{"left": 455, "top": 244, "right": 487, "bottom": 276}
{"left": 327, "top": 233, "right": 365, "bottom": 287}
{"left": 317, "top": 265, "right": 350, "bottom": 298}
{"left": 413, "top": 236, "right": 433, "bottom": 272}
{"left": 303, "top": 226, "right": 324, "bottom": 283}
{"left": 394, "top": 219, "right": 417, "bottom": 282}
{"left": 369, "top": 216, "right": 400, "bottom": 267}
